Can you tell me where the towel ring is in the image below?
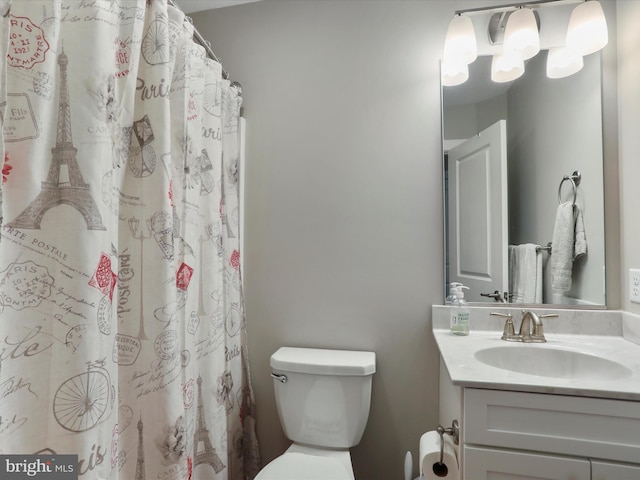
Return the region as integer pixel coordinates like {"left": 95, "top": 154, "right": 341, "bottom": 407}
{"left": 557, "top": 171, "right": 581, "bottom": 205}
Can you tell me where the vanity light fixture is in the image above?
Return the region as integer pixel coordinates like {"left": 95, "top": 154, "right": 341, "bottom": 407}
{"left": 546, "top": 45, "right": 584, "bottom": 78}
{"left": 443, "top": 14, "right": 478, "bottom": 65}
{"left": 565, "top": 0, "right": 608, "bottom": 56}
{"left": 491, "top": 53, "right": 525, "bottom": 83}
{"left": 442, "top": 0, "right": 608, "bottom": 86}
{"left": 503, "top": 7, "right": 540, "bottom": 61}
{"left": 441, "top": 13, "right": 477, "bottom": 86}
{"left": 442, "top": 60, "right": 469, "bottom": 87}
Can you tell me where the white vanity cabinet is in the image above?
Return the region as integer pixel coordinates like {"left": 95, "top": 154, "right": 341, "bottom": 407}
{"left": 591, "top": 461, "right": 640, "bottom": 480}
{"left": 438, "top": 361, "right": 640, "bottom": 480}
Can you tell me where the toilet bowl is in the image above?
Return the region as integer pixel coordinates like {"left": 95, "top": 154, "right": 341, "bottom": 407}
{"left": 255, "top": 444, "right": 354, "bottom": 480}
{"left": 254, "top": 347, "right": 376, "bottom": 480}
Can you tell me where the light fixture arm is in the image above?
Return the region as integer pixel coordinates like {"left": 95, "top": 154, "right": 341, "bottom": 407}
{"left": 454, "top": 0, "right": 579, "bottom": 16}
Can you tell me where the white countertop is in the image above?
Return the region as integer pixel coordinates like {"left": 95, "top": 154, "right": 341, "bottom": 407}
{"left": 432, "top": 307, "right": 640, "bottom": 401}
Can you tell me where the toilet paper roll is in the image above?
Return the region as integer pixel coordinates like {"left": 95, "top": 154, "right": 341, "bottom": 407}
{"left": 419, "top": 430, "right": 460, "bottom": 480}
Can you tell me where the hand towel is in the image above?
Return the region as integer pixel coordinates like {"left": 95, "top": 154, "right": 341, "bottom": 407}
{"left": 535, "top": 249, "right": 543, "bottom": 302}
{"left": 551, "top": 202, "right": 587, "bottom": 291}
{"left": 509, "top": 243, "right": 542, "bottom": 303}
{"left": 574, "top": 204, "right": 588, "bottom": 260}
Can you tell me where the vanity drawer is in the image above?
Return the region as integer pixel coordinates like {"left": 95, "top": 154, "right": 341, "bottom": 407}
{"left": 464, "top": 388, "right": 640, "bottom": 464}
{"left": 591, "top": 460, "right": 640, "bottom": 480}
{"left": 464, "top": 446, "right": 590, "bottom": 480}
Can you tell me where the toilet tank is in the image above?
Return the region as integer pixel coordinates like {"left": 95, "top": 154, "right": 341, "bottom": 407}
{"left": 270, "top": 347, "right": 376, "bottom": 449}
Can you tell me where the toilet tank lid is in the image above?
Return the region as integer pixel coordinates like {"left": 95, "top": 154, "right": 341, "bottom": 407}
{"left": 270, "top": 347, "right": 376, "bottom": 376}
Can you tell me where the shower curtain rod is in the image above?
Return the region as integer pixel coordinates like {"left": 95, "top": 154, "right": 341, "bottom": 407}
{"left": 168, "top": 0, "right": 243, "bottom": 96}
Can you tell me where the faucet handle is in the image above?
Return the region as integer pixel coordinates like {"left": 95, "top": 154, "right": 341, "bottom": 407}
{"left": 540, "top": 314, "right": 559, "bottom": 319}
{"left": 490, "top": 312, "right": 519, "bottom": 341}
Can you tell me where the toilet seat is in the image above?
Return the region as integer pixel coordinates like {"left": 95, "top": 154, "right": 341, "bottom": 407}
{"left": 255, "top": 447, "right": 354, "bottom": 480}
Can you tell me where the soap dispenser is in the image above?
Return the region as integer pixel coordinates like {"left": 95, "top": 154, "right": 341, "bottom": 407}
{"left": 450, "top": 285, "right": 470, "bottom": 336}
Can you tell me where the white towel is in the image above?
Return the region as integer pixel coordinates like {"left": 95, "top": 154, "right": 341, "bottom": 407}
{"left": 509, "top": 244, "right": 542, "bottom": 303}
{"left": 574, "top": 205, "right": 587, "bottom": 260}
{"left": 551, "top": 202, "right": 588, "bottom": 291}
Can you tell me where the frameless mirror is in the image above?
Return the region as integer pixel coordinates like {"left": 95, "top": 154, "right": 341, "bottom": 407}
{"left": 442, "top": 52, "right": 606, "bottom": 307}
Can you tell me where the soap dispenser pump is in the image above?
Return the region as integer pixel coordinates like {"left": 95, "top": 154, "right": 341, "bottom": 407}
{"left": 445, "top": 282, "right": 462, "bottom": 305}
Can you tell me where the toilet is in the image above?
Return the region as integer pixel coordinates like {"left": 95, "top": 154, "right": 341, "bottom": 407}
{"left": 255, "top": 346, "right": 376, "bottom": 480}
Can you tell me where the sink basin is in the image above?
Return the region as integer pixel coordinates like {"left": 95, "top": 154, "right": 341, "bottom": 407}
{"left": 474, "top": 345, "right": 633, "bottom": 381}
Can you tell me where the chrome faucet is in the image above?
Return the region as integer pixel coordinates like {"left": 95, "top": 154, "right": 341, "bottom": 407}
{"left": 490, "top": 310, "right": 558, "bottom": 343}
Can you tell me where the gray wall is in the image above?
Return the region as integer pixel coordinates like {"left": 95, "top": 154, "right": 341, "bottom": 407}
{"left": 193, "top": 1, "right": 453, "bottom": 479}
{"left": 443, "top": 91, "right": 508, "bottom": 141}
{"left": 618, "top": 0, "right": 640, "bottom": 314}
{"left": 191, "top": 0, "right": 637, "bottom": 478}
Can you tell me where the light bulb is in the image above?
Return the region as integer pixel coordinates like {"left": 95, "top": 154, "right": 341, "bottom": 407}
{"left": 443, "top": 15, "right": 477, "bottom": 66}
{"left": 566, "top": 0, "right": 608, "bottom": 56}
{"left": 503, "top": 7, "right": 540, "bottom": 61}
{"left": 546, "top": 46, "right": 584, "bottom": 79}
{"left": 491, "top": 53, "right": 524, "bottom": 83}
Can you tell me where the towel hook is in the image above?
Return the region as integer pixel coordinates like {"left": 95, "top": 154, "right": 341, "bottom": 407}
{"left": 557, "top": 170, "right": 581, "bottom": 205}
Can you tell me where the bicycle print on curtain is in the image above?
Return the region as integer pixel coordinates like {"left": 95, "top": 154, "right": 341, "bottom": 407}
{"left": 0, "top": 1, "right": 260, "bottom": 479}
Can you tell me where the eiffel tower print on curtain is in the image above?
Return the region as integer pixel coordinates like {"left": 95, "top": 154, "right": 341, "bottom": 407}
{"left": 135, "top": 415, "right": 146, "bottom": 480}
{"left": 8, "top": 47, "right": 106, "bottom": 230}
{"left": 193, "top": 375, "right": 225, "bottom": 473}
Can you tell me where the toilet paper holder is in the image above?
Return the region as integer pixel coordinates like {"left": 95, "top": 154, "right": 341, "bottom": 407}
{"left": 436, "top": 420, "right": 459, "bottom": 466}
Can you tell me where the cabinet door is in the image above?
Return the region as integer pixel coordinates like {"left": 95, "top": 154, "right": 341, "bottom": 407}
{"left": 592, "top": 460, "right": 640, "bottom": 480}
{"left": 465, "top": 446, "right": 590, "bottom": 480}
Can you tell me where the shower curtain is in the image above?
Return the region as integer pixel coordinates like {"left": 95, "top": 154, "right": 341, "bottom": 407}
{"left": 0, "top": 1, "right": 260, "bottom": 479}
